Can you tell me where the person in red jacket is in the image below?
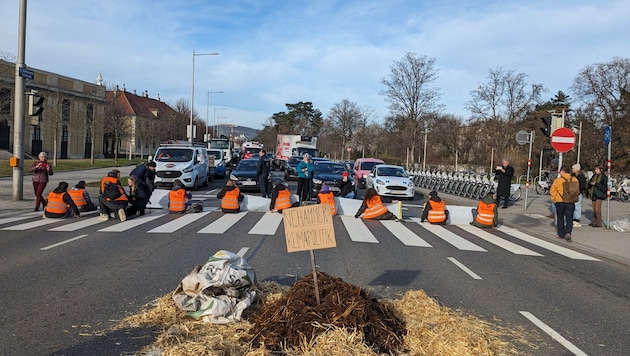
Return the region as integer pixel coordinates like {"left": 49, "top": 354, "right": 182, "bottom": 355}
{"left": 217, "top": 179, "right": 244, "bottom": 213}
{"left": 43, "top": 181, "right": 80, "bottom": 219}
{"left": 354, "top": 188, "right": 399, "bottom": 221}
{"left": 29, "top": 151, "right": 53, "bottom": 211}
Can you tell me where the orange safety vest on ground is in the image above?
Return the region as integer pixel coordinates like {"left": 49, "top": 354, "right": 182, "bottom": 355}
{"left": 45, "top": 191, "right": 68, "bottom": 214}
{"left": 317, "top": 191, "right": 337, "bottom": 215}
{"left": 221, "top": 187, "right": 241, "bottom": 210}
{"left": 169, "top": 189, "right": 187, "bottom": 212}
{"left": 475, "top": 201, "right": 496, "bottom": 226}
{"left": 275, "top": 189, "right": 292, "bottom": 211}
{"left": 68, "top": 188, "right": 87, "bottom": 207}
{"left": 427, "top": 200, "right": 447, "bottom": 223}
{"left": 362, "top": 196, "right": 388, "bottom": 219}
{"left": 100, "top": 176, "right": 118, "bottom": 193}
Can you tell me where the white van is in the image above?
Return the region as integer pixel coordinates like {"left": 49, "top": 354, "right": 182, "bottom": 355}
{"left": 151, "top": 144, "right": 209, "bottom": 190}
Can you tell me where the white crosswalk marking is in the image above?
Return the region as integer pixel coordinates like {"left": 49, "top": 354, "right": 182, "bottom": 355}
{"left": 98, "top": 213, "right": 166, "bottom": 232}
{"left": 497, "top": 226, "right": 600, "bottom": 261}
{"left": 340, "top": 216, "right": 379, "bottom": 243}
{"left": 0, "top": 211, "right": 43, "bottom": 225}
{"left": 459, "top": 224, "right": 543, "bottom": 256}
{"left": 49, "top": 216, "right": 106, "bottom": 231}
{"left": 248, "top": 212, "right": 284, "bottom": 235}
{"left": 412, "top": 219, "right": 487, "bottom": 251}
{"left": 147, "top": 210, "right": 213, "bottom": 233}
{"left": 198, "top": 212, "right": 248, "bottom": 234}
{"left": 1, "top": 217, "right": 62, "bottom": 230}
{"left": 381, "top": 220, "right": 432, "bottom": 247}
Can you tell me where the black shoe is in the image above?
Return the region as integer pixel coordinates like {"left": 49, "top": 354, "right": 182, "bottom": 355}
{"left": 34, "top": 208, "right": 39, "bottom": 212}
{"left": 564, "top": 233, "right": 572, "bottom": 242}
{"left": 501, "top": 206, "right": 508, "bottom": 209}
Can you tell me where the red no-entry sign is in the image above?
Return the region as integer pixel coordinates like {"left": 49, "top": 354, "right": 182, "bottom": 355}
{"left": 550, "top": 127, "right": 576, "bottom": 153}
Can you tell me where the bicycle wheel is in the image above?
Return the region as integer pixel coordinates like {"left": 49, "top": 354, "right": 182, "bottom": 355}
{"left": 619, "top": 190, "right": 630, "bottom": 203}
{"left": 510, "top": 186, "right": 522, "bottom": 201}
{"left": 535, "top": 181, "right": 547, "bottom": 195}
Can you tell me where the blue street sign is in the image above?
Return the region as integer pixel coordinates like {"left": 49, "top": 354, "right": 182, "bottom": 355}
{"left": 19, "top": 67, "right": 34, "bottom": 79}
{"left": 604, "top": 126, "right": 611, "bottom": 145}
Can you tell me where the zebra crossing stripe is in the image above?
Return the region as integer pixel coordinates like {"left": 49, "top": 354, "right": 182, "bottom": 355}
{"left": 0, "top": 211, "right": 43, "bottom": 225}
{"left": 1, "top": 217, "right": 61, "bottom": 230}
{"left": 49, "top": 216, "right": 106, "bottom": 231}
{"left": 97, "top": 213, "right": 166, "bottom": 232}
{"left": 412, "top": 219, "right": 487, "bottom": 251}
{"left": 459, "top": 224, "right": 543, "bottom": 256}
{"left": 147, "top": 211, "right": 213, "bottom": 233}
{"left": 198, "top": 212, "right": 248, "bottom": 234}
{"left": 340, "top": 216, "right": 379, "bottom": 243}
{"left": 248, "top": 212, "right": 283, "bottom": 235}
{"left": 497, "top": 226, "right": 600, "bottom": 261}
{"left": 381, "top": 220, "right": 432, "bottom": 247}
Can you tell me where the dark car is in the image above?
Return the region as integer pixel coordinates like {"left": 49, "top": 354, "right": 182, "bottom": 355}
{"left": 311, "top": 161, "right": 354, "bottom": 197}
{"left": 285, "top": 156, "right": 328, "bottom": 180}
{"left": 229, "top": 158, "right": 261, "bottom": 191}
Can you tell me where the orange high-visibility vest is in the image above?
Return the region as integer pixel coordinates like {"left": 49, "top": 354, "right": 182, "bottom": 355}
{"left": 362, "top": 196, "right": 388, "bottom": 219}
{"left": 68, "top": 188, "right": 86, "bottom": 207}
{"left": 45, "top": 191, "right": 68, "bottom": 214}
{"left": 317, "top": 191, "right": 337, "bottom": 215}
{"left": 275, "top": 189, "right": 292, "bottom": 211}
{"left": 475, "top": 201, "right": 496, "bottom": 226}
{"left": 169, "top": 189, "right": 187, "bottom": 212}
{"left": 427, "top": 200, "right": 447, "bottom": 223}
{"left": 100, "top": 176, "right": 118, "bottom": 193}
{"left": 221, "top": 187, "right": 241, "bottom": 210}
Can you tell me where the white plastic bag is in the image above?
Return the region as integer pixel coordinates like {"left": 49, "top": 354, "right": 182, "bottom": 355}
{"left": 609, "top": 218, "right": 630, "bottom": 232}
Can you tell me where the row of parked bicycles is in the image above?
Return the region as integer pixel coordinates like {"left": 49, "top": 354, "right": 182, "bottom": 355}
{"left": 409, "top": 168, "right": 630, "bottom": 203}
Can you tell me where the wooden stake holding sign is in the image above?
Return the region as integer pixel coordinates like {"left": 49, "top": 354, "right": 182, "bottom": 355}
{"left": 282, "top": 204, "right": 337, "bottom": 305}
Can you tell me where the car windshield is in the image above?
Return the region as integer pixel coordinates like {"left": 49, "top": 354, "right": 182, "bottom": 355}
{"left": 288, "top": 157, "right": 301, "bottom": 166}
{"left": 314, "top": 162, "right": 346, "bottom": 174}
{"left": 155, "top": 148, "right": 193, "bottom": 162}
{"left": 377, "top": 166, "right": 408, "bottom": 177}
{"left": 207, "top": 150, "right": 222, "bottom": 160}
{"left": 361, "top": 161, "right": 380, "bottom": 170}
{"left": 236, "top": 160, "right": 258, "bottom": 171}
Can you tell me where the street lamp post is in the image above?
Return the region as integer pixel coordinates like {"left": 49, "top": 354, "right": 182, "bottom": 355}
{"left": 189, "top": 50, "right": 219, "bottom": 143}
{"left": 213, "top": 107, "right": 225, "bottom": 136}
{"left": 422, "top": 130, "right": 429, "bottom": 171}
{"left": 206, "top": 91, "right": 223, "bottom": 146}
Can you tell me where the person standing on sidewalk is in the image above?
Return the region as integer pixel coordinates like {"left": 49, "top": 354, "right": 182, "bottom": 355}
{"left": 550, "top": 166, "right": 578, "bottom": 241}
{"left": 29, "top": 151, "right": 53, "bottom": 211}
{"left": 571, "top": 164, "right": 587, "bottom": 227}
{"left": 495, "top": 158, "right": 514, "bottom": 209}
{"left": 587, "top": 165, "right": 607, "bottom": 227}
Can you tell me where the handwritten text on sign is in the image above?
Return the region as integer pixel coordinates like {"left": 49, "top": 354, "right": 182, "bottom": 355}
{"left": 283, "top": 204, "right": 336, "bottom": 253}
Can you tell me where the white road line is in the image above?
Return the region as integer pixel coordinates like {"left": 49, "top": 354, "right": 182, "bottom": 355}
{"left": 237, "top": 247, "right": 249, "bottom": 257}
{"left": 447, "top": 257, "right": 482, "bottom": 279}
{"left": 381, "top": 220, "right": 432, "bottom": 247}
{"left": 1, "top": 218, "right": 62, "bottom": 230}
{"left": 198, "top": 212, "right": 248, "bottom": 234}
{"left": 412, "top": 219, "right": 487, "bottom": 251}
{"left": 97, "top": 213, "right": 166, "bottom": 232}
{"left": 147, "top": 211, "right": 213, "bottom": 233}
{"left": 49, "top": 216, "right": 106, "bottom": 231}
{"left": 459, "top": 224, "right": 543, "bottom": 256}
{"left": 248, "top": 212, "right": 283, "bottom": 235}
{"left": 40, "top": 234, "right": 89, "bottom": 250}
{"left": 519, "top": 311, "right": 588, "bottom": 356}
{"left": 340, "top": 216, "right": 379, "bottom": 243}
{"left": 0, "top": 211, "right": 44, "bottom": 225}
{"left": 497, "top": 226, "right": 600, "bottom": 261}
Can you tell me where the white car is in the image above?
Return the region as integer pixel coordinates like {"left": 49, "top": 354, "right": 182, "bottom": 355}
{"left": 366, "top": 164, "right": 415, "bottom": 200}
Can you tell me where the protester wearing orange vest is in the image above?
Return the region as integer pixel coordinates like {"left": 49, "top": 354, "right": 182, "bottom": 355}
{"left": 269, "top": 178, "right": 298, "bottom": 213}
{"left": 316, "top": 185, "right": 337, "bottom": 215}
{"left": 217, "top": 179, "right": 244, "bottom": 213}
{"left": 98, "top": 170, "right": 129, "bottom": 221}
{"left": 354, "top": 188, "right": 399, "bottom": 221}
{"left": 470, "top": 192, "right": 498, "bottom": 228}
{"left": 44, "top": 181, "right": 80, "bottom": 219}
{"left": 68, "top": 180, "right": 96, "bottom": 212}
{"left": 168, "top": 179, "right": 192, "bottom": 214}
{"left": 421, "top": 190, "right": 449, "bottom": 224}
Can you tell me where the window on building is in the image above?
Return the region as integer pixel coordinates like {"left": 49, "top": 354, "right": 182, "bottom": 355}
{"left": 62, "top": 99, "right": 71, "bottom": 122}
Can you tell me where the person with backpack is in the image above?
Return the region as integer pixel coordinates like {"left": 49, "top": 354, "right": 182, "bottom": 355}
{"left": 98, "top": 170, "right": 129, "bottom": 221}
{"left": 550, "top": 166, "right": 579, "bottom": 241}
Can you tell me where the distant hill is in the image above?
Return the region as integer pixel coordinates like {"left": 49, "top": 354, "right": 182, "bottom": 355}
{"left": 212, "top": 125, "right": 260, "bottom": 141}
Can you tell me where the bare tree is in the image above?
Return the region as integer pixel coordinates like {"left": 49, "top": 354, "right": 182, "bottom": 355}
{"left": 325, "top": 99, "right": 364, "bottom": 161}
{"left": 103, "top": 90, "right": 133, "bottom": 163}
{"left": 156, "top": 98, "right": 190, "bottom": 141}
{"left": 380, "top": 52, "right": 442, "bottom": 163}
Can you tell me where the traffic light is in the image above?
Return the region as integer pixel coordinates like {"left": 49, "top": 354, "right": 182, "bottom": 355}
{"left": 540, "top": 116, "right": 552, "bottom": 137}
{"left": 28, "top": 94, "right": 45, "bottom": 116}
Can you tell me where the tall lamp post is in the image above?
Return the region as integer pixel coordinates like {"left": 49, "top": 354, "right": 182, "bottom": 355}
{"left": 189, "top": 50, "right": 219, "bottom": 143}
{"left": 421, "top": 130, "right": 429, "bottom": 171}
{"left": 206, "top": 91, "right": 223, "bottom": 145}
{"left": 213, "top": 107, "right": 225, "bottom": 136}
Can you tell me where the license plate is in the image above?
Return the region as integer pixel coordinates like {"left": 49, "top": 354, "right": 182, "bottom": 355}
{"left": 242, "top": 181, "right": 256, "bottom": 186}
{"left": 330, "top": 187, "right": 340, "bottom": 191}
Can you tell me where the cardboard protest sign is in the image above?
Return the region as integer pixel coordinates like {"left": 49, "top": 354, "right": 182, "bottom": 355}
{"left": 283, "top": 204, "right": 336, "bottom": 253}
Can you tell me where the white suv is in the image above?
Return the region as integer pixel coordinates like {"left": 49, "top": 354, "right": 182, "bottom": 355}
{"left": 151, "top": 144, "right": 209, "bottom": 190}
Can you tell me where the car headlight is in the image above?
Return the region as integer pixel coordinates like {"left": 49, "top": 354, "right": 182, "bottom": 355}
{"left": 407, "top": 180, "right": 414, "bottom": 187}
{"left": 183, "top": 166, "right": 193, "bottom": 173}
{"left": 313, "top": 178, "right": 323, "bottom": 185}
{"left": 375, "top": 179, "right": 385, "bottom": 185}
{"left": 362, "top": 174, "right": 368, "bottom": 179}
{"left": 230, "top": 174, "right": 238, "bottom": 180}
{"left": 218, "top": 162, "right": 224, "bottom": 167}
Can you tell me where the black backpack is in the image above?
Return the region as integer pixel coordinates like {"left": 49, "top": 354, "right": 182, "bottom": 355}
{"left": 103, "top": 182, "right": 122, "bottom": 200}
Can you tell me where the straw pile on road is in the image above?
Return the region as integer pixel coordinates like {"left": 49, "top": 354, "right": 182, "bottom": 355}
{"left": 121, "top": 272, "right": 529, "bottom": 355}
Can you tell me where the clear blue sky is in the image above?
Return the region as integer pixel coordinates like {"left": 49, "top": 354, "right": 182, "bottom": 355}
{"left": 1, "top": 0, "right": 628, "bottom": 130}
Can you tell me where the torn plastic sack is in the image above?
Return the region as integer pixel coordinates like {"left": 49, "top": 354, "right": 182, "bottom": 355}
{"left": 172, "top": 250, "right": 256, "bottom": 324}
{"left": 609, "top": 218, "right": 630, "bottom": 232}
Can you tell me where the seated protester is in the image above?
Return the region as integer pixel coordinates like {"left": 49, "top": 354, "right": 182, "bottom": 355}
{"left": 125, "top": 175, "right": 150, "bottom": 217}
{"left": 99, "top": 169, "right": 121, "bottom": 195}
{"left": 98, "top": 175, "right": 129, "bottom": 222}
{"left": 421, "top": 190, "right": 449, "bottom": 224}
{"left": 217, "top": 179, "right": 244, "bottom": 213}
{"left": 168, "top": 179, "right": 192, "bottom": 214}
{"left": 68, "top": 180, "right": 96, "bottom": 212}
{"left": 471, "top": 192, "right": 498, "bottom": 228}
{"left": 316, "top": 185, "right": 337, "bottom": 215}
{"left": 269, "top": 178, "right": 299, "bottom": 213}
{"left": 354, "top": 187, "right": 399, "bottom": 221}
{"left": 339, "top": 171, "right": 355, "bottom": 199}
{"left": 44, "top": 181, "right": 80, "bottom": 219}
